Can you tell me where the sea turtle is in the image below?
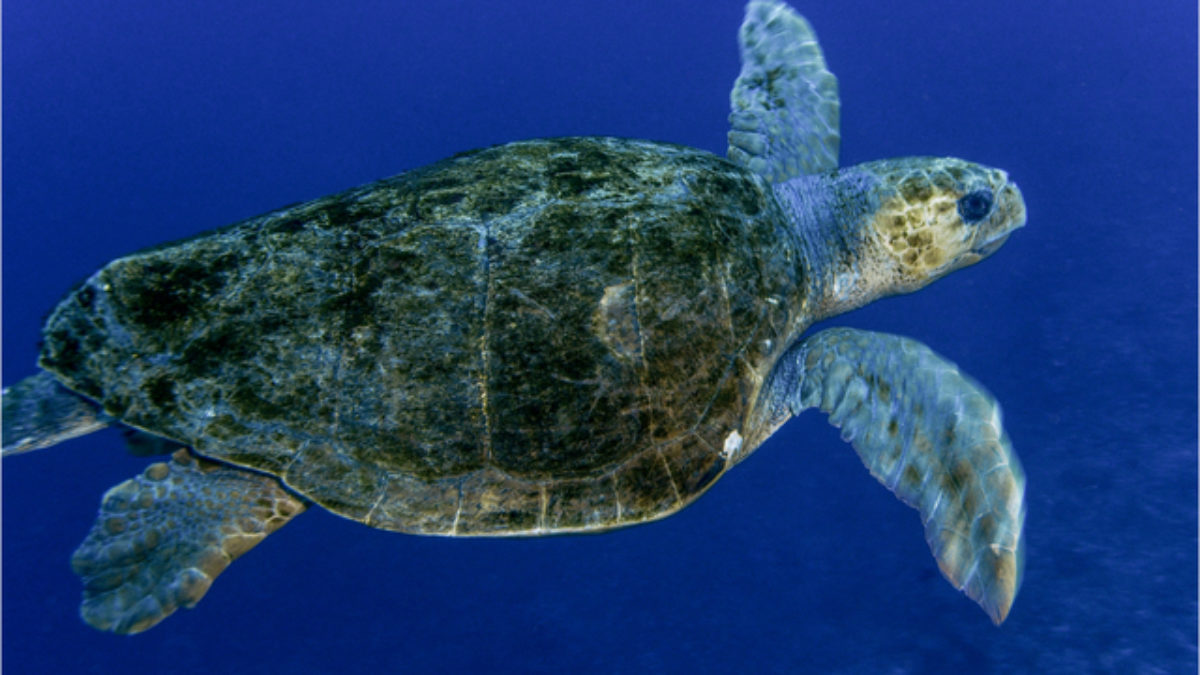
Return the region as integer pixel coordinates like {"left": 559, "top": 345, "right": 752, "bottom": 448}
{"left": 2, "top": 0, "right": 1026, "bottom": 633}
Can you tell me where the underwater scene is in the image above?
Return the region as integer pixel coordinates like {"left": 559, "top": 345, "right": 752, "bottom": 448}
{"left": 3, "top": 0, "right": 1195, "bottom": 672}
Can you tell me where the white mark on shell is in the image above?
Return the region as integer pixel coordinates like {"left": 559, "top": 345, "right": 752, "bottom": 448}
{"left": 722, "top": 430, "right": 743, "bottom": 460}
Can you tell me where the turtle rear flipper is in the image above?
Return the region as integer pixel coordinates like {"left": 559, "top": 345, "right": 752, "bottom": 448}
{"left": 2, "top": 371, "right": 111, "bottom": 455}
{"left": 71, "top": 448, "right": 307, "bottom": 634}
{"left": 756, "top": 327, "right": 1026, "bottom": 624}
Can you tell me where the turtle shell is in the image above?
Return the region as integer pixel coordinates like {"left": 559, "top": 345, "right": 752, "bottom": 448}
{"left": 39, "top": 137, "right": 807, "bottom": 534}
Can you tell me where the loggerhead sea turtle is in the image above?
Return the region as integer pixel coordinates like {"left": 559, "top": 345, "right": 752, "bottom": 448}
{"left": 2, "top": 0, "right": 1026, "bottom": 633}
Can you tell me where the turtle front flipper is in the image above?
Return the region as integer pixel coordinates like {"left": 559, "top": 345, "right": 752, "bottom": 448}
{"left": 71, "top": 448, "right": 307, "bottom": 633}
{"left": 755, "top": 327, "right": 1026, "bottom": 624}
{"left": 728, "top": 0, "right": 840, "bottom": 181}
{"left": 2, "top": 371, "right": 111, "bottom": 456}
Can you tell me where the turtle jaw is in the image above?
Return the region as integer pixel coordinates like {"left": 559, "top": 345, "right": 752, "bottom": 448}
{"left": 971, "top": 232, "right": 1010, "bottom": 259}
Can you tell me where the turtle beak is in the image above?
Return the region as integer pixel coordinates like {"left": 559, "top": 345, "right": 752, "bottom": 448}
{"left": 1000, "top": 180, "right": 1027, "bottom": 231}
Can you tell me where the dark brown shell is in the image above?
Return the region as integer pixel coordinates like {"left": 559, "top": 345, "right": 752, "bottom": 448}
{"left": 39, "top": 137, "right": 807, "bottom": 534}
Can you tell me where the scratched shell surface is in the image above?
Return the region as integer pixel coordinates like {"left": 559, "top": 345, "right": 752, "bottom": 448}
{"left": 39, "top": 137, "right": 807, "bottom": 534}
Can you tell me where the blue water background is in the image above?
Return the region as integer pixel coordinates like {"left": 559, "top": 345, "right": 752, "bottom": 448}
{"left": 3, "top": 1, "right": 1196, "bottom": 672}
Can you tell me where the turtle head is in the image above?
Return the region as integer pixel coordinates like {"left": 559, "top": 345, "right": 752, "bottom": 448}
{"left": 862, "top": 157, "right": 1026, "bottom": 292}
{"left": 786, "top": 156, "right": 1026, "bottom": 319}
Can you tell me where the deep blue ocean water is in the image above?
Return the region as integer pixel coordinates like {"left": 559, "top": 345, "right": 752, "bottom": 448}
{"left": 3, "top": 1, "right": 1195, "bottom": 672}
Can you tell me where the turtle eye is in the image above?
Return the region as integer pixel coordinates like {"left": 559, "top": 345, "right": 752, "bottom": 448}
{"left": 957, "top": 189, "right": 994, "bottom": 223}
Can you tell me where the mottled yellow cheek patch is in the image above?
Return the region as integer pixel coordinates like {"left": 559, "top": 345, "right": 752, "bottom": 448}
{"left": 874, "top": 188, "right": 967, "bottom": 276}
